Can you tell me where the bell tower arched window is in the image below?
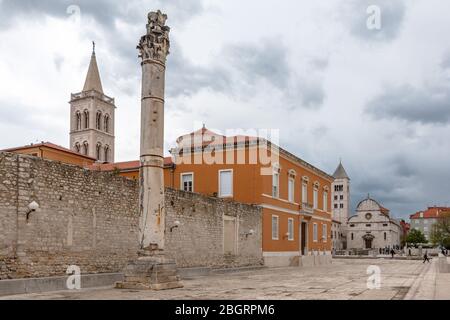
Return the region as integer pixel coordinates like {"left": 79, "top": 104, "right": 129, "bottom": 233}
{"left": 96, "top": 143, "right": 102, "bottom": 161}
{"left": 104, "top": 145, "right": 110, "bottom": 163}
{"left": 84, "top": 110, "right": 89, "bottom": 129}
{"left": 96, "top": 111, "right": 102, "bottom": 130}
{"left": 75, "top": 142, "right": 81, "bottom": 153}
{"left": 76, "top": 112, "right": 82, "bottom": 131}
{"left": 83, "top": 141, "right": 89, "bottom": 155}
{"left": 104, "top": 114, "right": 110, "bottom": 133}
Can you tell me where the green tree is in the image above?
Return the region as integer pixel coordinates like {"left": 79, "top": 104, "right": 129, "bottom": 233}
{"left": 430, "top": 215, "right": 450, "bottom": 248}
{"left": 406, "top": 229, "right": 427, "bottom": 246}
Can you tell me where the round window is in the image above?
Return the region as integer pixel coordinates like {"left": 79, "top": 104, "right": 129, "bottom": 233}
{"left": 365, "top": 213, "right": 372, "bottom": 220}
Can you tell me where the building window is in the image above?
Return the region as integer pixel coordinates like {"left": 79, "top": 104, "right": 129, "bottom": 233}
{"left": 272, "top": 172, "right": 279, "bottom": 198}
{"left": 351, "top": 233, "right": 354, "bottom": 241}
{"left": 340, "top": 204, "right": 344, "bottom": 209}
{"left": 383, "top": 224, "right": 388, "bottom": 227}
{"left": 272, "top": 216, "right": 279, "bottom": 240}
{"left": 323, "top": 192, "right": 328, "bottom": 212}
{"left": 340, "top": 195, "right": 344, "bottom": 200}
{"left": 334, "top": 204, "right": 338, "bottom": 209}
{"left": 334, "top": 185, "right": 343, "bottom": 192}
{"left": 322, "top": 224, "right": 327, "bottom": 242}
{"left": 288, "top": 178, "right": 294, "bottom": 203}
{"left": 96, "top": 143, "right": 102, "bottom": 161}
{"left": 83, "top": 141, "right": 89, "bottom": 155}
{"left": 104, "top": 145, "right": 109, "bottom": 163}
{"left": 76, "top": 111, "right": 82, "bottom": 130}
{"left": 96, "top": 111, "right": 102, "bottom": 130}
{"left": 350, "top": 224, "right": 355, "bottom": 227}
{"left": 288, "top": 218, "right": 294, "bottom": 241}
{"left": 75, "top": 142, "right": 81, "bottom": 153}
{"left": 302, "top": 183, "right": 308, "bottom": 204}
{"left": 313, "top": 188, "right": 318, "bottom": 209}
{"left": 181, "top": 173, "right": 194, "bottom": 192}
{"left": 366, "top": 224, "right": 371, "bottom": 227}
{"left": 384, "top": 232, "right": 387, "bottom": 241}
{"left": 104, "top": 114, "right": 110, "bottom": 133}
{"left": 84, "top": 110, "right": 89, "bottom": 129}
{"left": 219, "top": 170, "right": 233, "bottom": 197}
{"left": 313, "top": 223, "right": 318, "bottom": 242}
{"left": 334, "top": 195, "right": 338, "bottom": 200}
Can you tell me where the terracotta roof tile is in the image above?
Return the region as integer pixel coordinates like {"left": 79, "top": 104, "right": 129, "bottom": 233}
{"left": 1, "top": 142, "right": 96, "bottom": 161}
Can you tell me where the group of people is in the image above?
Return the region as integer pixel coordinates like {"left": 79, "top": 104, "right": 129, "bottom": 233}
{"left": 380, "top": 246, "right": 447, "bottom": 263}
{"left": 379, "top": 246, "right": 400, "bottom": 255}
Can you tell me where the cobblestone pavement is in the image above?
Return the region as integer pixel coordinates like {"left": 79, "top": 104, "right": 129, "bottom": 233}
{"left": 1, "top": 258, "right": 443, "bottom": 300}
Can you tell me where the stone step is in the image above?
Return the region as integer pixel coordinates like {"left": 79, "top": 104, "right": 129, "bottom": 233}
{"left": 151, "top": 281, "right": 184, "bottom": 291}
{"left": 116, "top": 280, "right": 183, "bottom": 291}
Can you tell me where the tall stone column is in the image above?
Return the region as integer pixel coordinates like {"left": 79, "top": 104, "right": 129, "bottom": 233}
{"left": 137, "top": 10, "right": 170, "bottom": 252}
{"left": 116, "top": 10, "right": 183, "bottom": 291}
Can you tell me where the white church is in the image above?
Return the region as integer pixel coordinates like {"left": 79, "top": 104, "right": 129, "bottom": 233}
{"left": 331, "top": 162, "right": 402, "bottom": 251}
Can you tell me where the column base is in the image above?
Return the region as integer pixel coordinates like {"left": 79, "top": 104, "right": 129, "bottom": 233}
{"left": 115, "top": 251, "right": 183, "bottom": 291}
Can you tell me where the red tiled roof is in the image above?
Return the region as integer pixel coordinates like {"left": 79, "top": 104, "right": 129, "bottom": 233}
{"left": 87, "top": 157, "right": 174, "bottom": 172}
{"left": 1, "top": 142, "right": 96, "bottom": 161}
{"left": 410, "top": 207, "right": 450, "bottom": 220}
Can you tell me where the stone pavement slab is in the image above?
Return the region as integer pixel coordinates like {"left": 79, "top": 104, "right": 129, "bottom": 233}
{"left": 0, "top": 259, "right": 442, "bottom": 300}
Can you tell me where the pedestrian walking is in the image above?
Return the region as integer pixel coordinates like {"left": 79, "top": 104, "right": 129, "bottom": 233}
{"left": 423, "top": 251, "right": 431, "bottom": 263}
{"left": 390, "top": 249, "right": 395, "bottom": 259}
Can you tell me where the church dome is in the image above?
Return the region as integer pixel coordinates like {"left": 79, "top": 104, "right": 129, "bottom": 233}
{"left": 356, "top": 197, "right": 382, "bottom": 212}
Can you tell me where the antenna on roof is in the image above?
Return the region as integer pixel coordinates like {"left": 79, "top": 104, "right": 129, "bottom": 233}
{"left": 92, "top": 41, "right": 96, "bottom": 54}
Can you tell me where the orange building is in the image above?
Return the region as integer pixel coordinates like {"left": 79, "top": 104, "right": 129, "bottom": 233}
{"left": 1, "top": 142, "right": 96, "bottom": 167}
{"left": 92, "top": 127, "right": 334, "bottom": 267}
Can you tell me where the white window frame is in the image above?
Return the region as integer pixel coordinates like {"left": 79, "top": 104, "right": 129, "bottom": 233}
{"left": 322, "top": 224, "right": 327, "bottom": 242}
{"left": 180, "top": 172, "right": 194, "bottom": 192}
{"left": 288, "top": 178, "right": 295, "bottom": 203}
{"left": 272, "top": 215, "right": 279, "bottom": 240}
{"left": 218, "top": 169, "right": 233, "bottom": 198}
{"left": 313, "top": 188, "right": 318, "bottom": 209}
{"left": 272, "top": 172, "right": 279, "bottom": 198}
{"left": 302, "top": 183, "right": 308, "bottom": 204}
{"left": 313, "top": 223, "right": 318, "bottom": 242}
{"left": 288, "top": 218, "right": 294, "bottom": 241}
{"left": 323, "top": 191, "right": 328, "bottom": 212}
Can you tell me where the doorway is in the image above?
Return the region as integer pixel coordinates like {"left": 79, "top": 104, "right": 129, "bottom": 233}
{"left": 365, "top": 238, "right": 373, "bottom": 249}
{"left": 301, "top": 222, "right": 307, "bottom": 255}
{"left": 224, "top": 217, "right": 237, "bottom": 255}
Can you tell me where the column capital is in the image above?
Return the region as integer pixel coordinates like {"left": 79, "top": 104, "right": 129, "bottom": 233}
{"left": 137, "top": 10, "right": 170, "bottom": 64}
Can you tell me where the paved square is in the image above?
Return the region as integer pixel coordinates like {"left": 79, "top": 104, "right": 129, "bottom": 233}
{"left": 1, "top": 259, "right": 446, "bottom": 300}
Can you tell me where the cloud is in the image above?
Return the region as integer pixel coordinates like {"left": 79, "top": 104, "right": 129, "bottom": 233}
{"left": 344, "top": 0, "right": 406, "bottom": 42}
{"left": 366, "top": 84, "right": 450, "bottom": 125}
{"left": 167, "top": 39, "right": 327, "bottom": 108}
{"left": 0, "top": 0, "right": 205, "bottom": 30}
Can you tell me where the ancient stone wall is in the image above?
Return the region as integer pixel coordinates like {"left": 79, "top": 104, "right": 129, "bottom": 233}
{"left": 0, "top": 152, "right": 262, "bottom": 279}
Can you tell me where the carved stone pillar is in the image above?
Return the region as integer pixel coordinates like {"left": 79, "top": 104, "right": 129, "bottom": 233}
{"left": 116, "top": 10, "right": 183, "bottom": 291}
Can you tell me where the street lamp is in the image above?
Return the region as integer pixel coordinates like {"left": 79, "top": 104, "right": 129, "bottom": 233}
{"left": 26, "top": 201, "right": 39, "bottom": 221}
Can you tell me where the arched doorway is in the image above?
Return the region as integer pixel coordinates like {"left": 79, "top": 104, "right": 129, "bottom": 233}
{"left": 363, "top": 234, "right": 375, "bottom": 249}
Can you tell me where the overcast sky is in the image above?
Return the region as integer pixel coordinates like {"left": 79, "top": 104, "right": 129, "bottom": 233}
{"left": 0, "top": 0, "right": 449, "bottom": 219}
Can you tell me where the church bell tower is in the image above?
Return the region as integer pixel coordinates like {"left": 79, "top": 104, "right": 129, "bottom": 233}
{"left": 332, "top": 161, "right": 351, "bottom": 224}
{"left": 69, "top": 43, "right": 116, "bottom": 163}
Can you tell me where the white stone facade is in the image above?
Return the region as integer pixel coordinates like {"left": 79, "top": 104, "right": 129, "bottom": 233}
{"left": 347, "top": 198, "right": 401, "bottom": 251}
